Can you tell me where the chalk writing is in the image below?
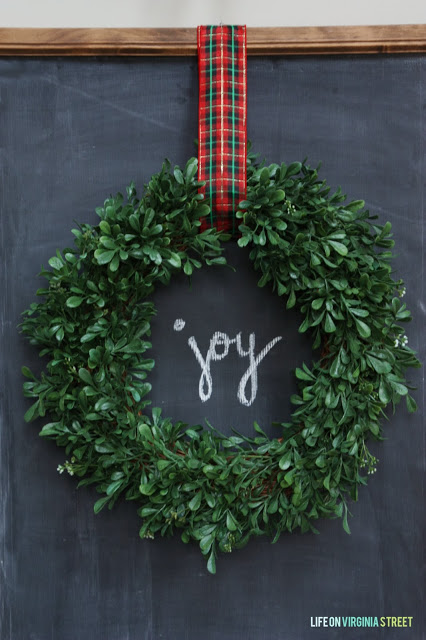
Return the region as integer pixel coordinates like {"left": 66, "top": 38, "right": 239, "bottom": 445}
{"left": 174, "top": 320, "right": 282, "bottom": 406}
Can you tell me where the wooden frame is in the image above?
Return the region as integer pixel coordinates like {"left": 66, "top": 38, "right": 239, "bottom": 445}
{"left": 0, "top": 25, "right": 425, "bottom": 56}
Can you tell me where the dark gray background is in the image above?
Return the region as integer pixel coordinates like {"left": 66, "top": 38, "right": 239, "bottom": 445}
{"left": 0, "top": 55, "right": 424, "bottom": 640}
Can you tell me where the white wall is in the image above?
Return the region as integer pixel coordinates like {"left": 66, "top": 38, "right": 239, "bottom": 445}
{"left": 1, "top": 0, "right": 425, "bottom": 28}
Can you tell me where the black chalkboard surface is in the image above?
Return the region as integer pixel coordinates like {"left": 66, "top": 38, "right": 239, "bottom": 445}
{"left": 0, "top": 55, "right": 424, "bottom": 640}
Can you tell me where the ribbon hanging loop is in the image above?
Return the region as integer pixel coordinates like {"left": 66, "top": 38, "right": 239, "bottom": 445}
{"left": 197, "top": 25, "right": 247, "bottom": 234}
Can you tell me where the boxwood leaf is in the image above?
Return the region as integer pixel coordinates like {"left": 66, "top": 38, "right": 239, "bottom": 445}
{"left": 207, "top": 551, "right": 216, "bottom": 574}
{"left": 48, "top": 256, "right": 63, "bottom": 270}
{"left": 226, "top": 512, "right": 237, "bottom": 531}
{"left": 200, "top": 534, "right": 214, "bottom": 554}
{"left": 237, "top": 235, "right": 251, "bottom": 247}
{"left": 354, "top": 318, "right": 371, "bottom": 338}
{"left": 278, "top": 452, "right": 292, "bottom": 470}
{"left": 189, "top": 492, "right": 202, "bottom": 511}
{"left": 406, "top": 395, "right": 417, "bottom": 413}
{"left": 66, "top": 296, "right": 83, "bottom": 308}
{"left": 325, "top": 313, "right": 336, "bottom": 333}
{"left": 94, "top": 496, "right": 111, "bottom": 513}
{"left": 24, "top": 400, "right": 39, "bottom": 422}
{"left": 94, "top": 249, "right": 115, "bottom": 265}
{"left": 367, "top": 355, "right": 391, "bottom": 374}
{"left": 312, "top": 298, "right": 324, "bottom": 310}
{"left": 99, "top": 220, "right": 111, "bottom": 234}
{"left": 328, "top": 240, "right": 348, "bottom": 256}
{"left": 168, "top": 253, "right": 181, "bottom": 268}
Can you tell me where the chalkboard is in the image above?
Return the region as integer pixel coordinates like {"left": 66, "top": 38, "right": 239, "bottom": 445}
{"left": 0, "top": 54, "right": 424, "bottom": 640}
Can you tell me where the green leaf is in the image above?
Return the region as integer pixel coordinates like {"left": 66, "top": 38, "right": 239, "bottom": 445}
{"left": 21, "top": 366, "right": 35, "bottom": 379}
{"left": 139, "top": 482, "right": 156, "bottom": 496}
{"left": 94, "top": 398, "right": 114, "bottom": 411}
{"left": 94, "top": 496, "right": 111, "bottom": 513}
{"left": 129, "top": 213, "right": 140, "bottom": 232}
{"left": 378, "top": 379, "right": 392, "bottom": 404}
{"left": 185, "top": 158, "right": 198, "bottom": 182}
{"left": 260, "top": 167, "right": 270, "bottom": 184}
{"left": 342, "top": 508, "right": 351, "bottom": 534}
{"left": 39, "top": 422, "right": 59, "bottom": 436}
{"left": 406, "top": 395, "right": 417, "bottom": 413}
{"left": 100, "top": 236, "right": 116, "bottom": 250}
{"left": 369, "top": 422, "right": 380, "bottom": 436}
{"left": 345, "top": 199, "right": 365, "bottom": 213}
{"left": 324, "top": 313, "right": 336, "bottom": 333}
{"left": 94, "top": 249, "right": 115, "bottom": 265}
{"left": 354, "top": 318, "right": 371, "bottom": 338}
{"left": 48, "top": 256, "right": 63, "bottom": 270}
{"left": 106, "top": 479, "right": 124, "bottom": 496}
{"left": 80, "top": 333, "right": 96, "bottom": 343}
{"left": 200, "top": 534, "right": 214, "bottom": 554}
{"left": 367, "top": 355, "right": 391, "bottom": 374}
{"left": 207, "top": 551, "right": 216, "bottom": 574}
{"left": 140, "top": 507, "right": 158, "bottom": 518}
{"left": 378, "top": 221, "right": 392, "bottom": 239}
{"left": 328, "top": 240, "right": 348, "bottom": 256}
{"left": 24, "top": 400, "right": 39, "bottom": 422}
{"left": 284, "top": 469, "right": 296, "bottom": 485}
{"left": 312, "top": 298, "right": 324, "bottom": 310}
{"left": 295, "top": 367, "right": 314, "bottom": 381}
{"left": 168, "top": 253, "right": 181, "bottom": 268}
{"left": 277, "top": 282, "right": 287, "bottom": 296}
{"left": 226, "top": 512, "right": 237, "bottom": 531}
{"left": 138, "top": 423, "right": 152, "bottom": 439}
{"left": 78, "top": 368, "right": 93, "bottom": 385}
{"left": 253, "top": 421, "right": 268, "bottom": 438}
{"left": 329, "top": 355, "right": 341, "bottom": 378}
{"left": 315, "top": 455, "right": 326, "bottom": 468}
{"left": 278, "top": 452, "right": 292, "bottom": 470}
{"left": 286, "top": 162, "right": 302, "bottom": 177}
{"left": 349, "top": 442, "right": 358, "bottom": 456}
{"left": 157, "top": 459, "right": 171, "bottom": 471}
{"left": 184, "top": 261, "right": 193, "bottom": 276}
{"left": 335, "top": 503, "right": 344, "bottom": 518}
{"left": 391, "top": 297, "right": 401, "bottom": 314}
{"left": 270, "top": 189, "right": 285, "bottom": 203}
{"left": 189, "top": 492, "right": 202, "bottom": 511}
{"left": 274, "top": 219, "right": 287, "bottom": 231}
{"left": 349, "top": 308, "right": 369, "bottom": 318}
{"left": 66, "top": 296, "right": 83, "bottom": 308}
{"left": 121, "top": 338, "right": 145, "bottom": 353}
{"left": 197, "top": 204, "right": 210, "bottom": 217}
{"left": 109, "top": 254, "right": 120, "bottom": 272}
{"left": 237, "top": 235, "right": 251, "bottom": 247}
{"left": 286, "top": 289, "right": 296, "bottom": 309}
{"left": 174, "top": 167, "right": 184, "bottom": 184}
{"left": 388, "top": 378, "right": 408, "bottom": 396}
{"left": 99, "top": 220, "right": 111, "bottom": 234}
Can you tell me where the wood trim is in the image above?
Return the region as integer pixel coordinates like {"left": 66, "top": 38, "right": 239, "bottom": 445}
{"left": 0, "top": 25, "right": 425, "bottom": 56}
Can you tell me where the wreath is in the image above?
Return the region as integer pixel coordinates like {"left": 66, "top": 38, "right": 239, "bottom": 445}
{"left": 21, "top": 150, "right": 420, "bottom": 573}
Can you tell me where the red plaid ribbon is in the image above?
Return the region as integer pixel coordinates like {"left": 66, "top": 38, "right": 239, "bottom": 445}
{"left": 197, "top": 25, "right": 247, "bottom": 234}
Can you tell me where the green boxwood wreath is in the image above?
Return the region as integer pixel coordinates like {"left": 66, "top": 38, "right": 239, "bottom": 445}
{"left": 21, "top": 150, "right": 420, "bottom": 573}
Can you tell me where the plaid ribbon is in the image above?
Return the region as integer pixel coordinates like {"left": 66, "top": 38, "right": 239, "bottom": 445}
{"left": 197, "top": 25, "right": 247, "bottom": 234}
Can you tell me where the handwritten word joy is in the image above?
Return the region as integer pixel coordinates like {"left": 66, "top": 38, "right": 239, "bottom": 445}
{"left": 173, "top": 319, "right": 282, "bottom": 407}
